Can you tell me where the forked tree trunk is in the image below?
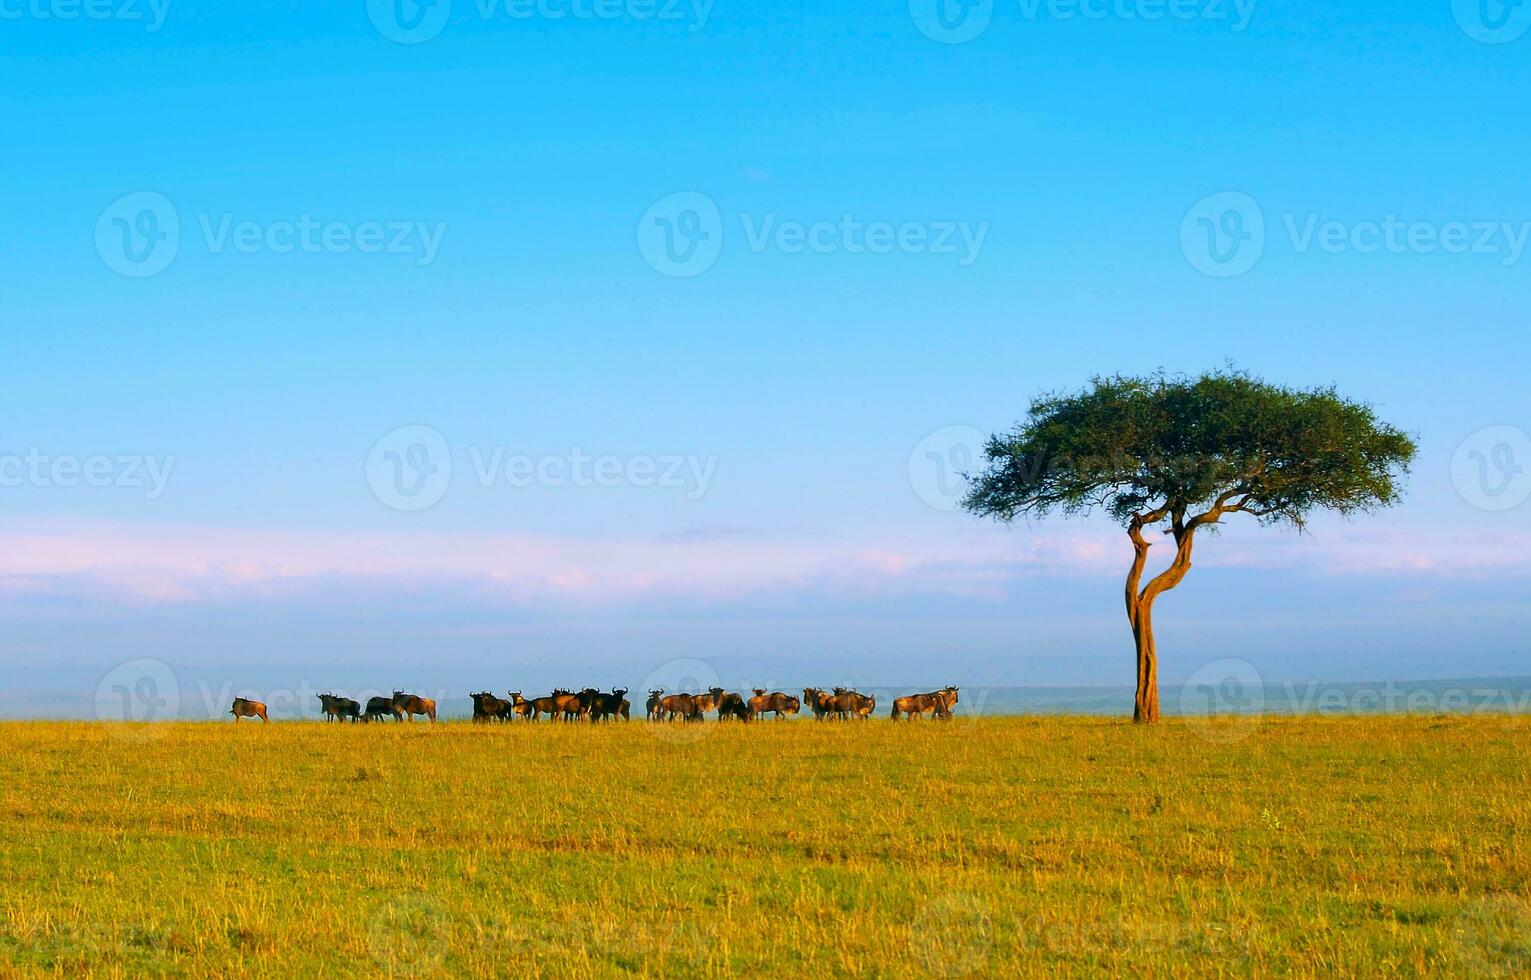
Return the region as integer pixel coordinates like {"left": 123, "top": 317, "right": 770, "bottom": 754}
{"left": 1130, "top": 599, "right": 1159, "bottom": 723}
{"left": 1125, "top": 513, "right": 1203, "bottom": 725}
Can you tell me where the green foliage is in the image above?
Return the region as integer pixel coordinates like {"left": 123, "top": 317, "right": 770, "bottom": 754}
{"left": 963, "top": 370, "right": 1417, "bottom": 532}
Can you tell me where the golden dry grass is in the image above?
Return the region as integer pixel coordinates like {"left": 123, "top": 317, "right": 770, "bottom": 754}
{"left": 0, "top": 714, "right": 1527, "bottom": 977}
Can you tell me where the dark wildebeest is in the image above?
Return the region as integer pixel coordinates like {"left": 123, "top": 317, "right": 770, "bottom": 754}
{"left": 717, "top": 692, "right": 751, "bottom": 722}
{"left": 362, "top": 695, "right": 394, "bottom": 722}
{"left": 470, "top": 692, "right": 510, "bottom": 723}
{"left": 935, "top": 685, "right": 959, "bottom": 719}
{"left": 588, "top": 688, "right": 629, "bottom": 722}
{"left": 646, "top": 689, "right": 665, "bottom": 722}
{"left": 505, "top": 692, "right": 533, "bottom": 721}
{"left": 748, "top": 689, "right": 800, "bottom": 720}
{"left": 803, "top": 688, "right": 834, "bottom": 721}
{"left": 392, "top": 691, "right": 437, "bottom": 723}
{"left": 892, "top": 686, "right": 958, "bottom": 720}
{"left": 230, "top": 697, "right": 268, "bottom": 723}
{"left": 317, "top": 693, "right": 360, "bottom": 723}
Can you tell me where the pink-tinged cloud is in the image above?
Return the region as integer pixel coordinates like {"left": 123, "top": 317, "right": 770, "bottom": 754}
{"left": 0, "top": 517, "right": 1524, "bottom": 609}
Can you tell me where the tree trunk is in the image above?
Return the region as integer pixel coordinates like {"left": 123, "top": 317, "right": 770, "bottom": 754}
{"left": 1130, "top": 600, "right": 1159, "bottom": 723}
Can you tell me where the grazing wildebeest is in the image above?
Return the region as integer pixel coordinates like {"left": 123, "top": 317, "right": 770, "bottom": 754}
{"left": 803, "top": 688, "right": 834, "bottom": 720}
{"left": 892, "top": 686, "right": 958, "bottom": 720}
{"left": 229, "top": 697, "right": 268, "bottom": 723}
{"left": 717, "top": 692, "right": 751, "bottom": 721}
{"left": 748, "top": 689, "right": 800, "bottom": 720}
{"left": 646, "top": 689, "right": 665, "bottom": 722}
{"left": 470, "top": 692, "right": 510, "bottom": 723}
{"left": 588, "top": 688, "right": 629, "bottom": 722}
{"left": 317, "top": 693, "right": 360, "bottom": 723}
{"left": 392, "top": 691, "right": 437, "bottom": 723}
{"left": 361, "top": 695, "right": 394, "bottom": 723}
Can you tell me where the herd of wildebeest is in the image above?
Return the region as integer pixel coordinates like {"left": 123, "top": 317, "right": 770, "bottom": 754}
{"left": 226, "top": 685, "right": 961, "bottom": 724}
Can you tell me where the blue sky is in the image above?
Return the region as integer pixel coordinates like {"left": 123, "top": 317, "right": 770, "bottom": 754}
{"left": 2, "top": 0, "right": 1529, "bottom": 713}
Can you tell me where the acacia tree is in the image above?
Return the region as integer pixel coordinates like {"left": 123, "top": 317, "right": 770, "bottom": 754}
{"left": 961, "top": 370, "right": 1416, "bottom": 723}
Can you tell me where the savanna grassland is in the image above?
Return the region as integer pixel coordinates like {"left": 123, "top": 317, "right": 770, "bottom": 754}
{"left": 0, "top": 715, "right": 1527, "bottom": 977}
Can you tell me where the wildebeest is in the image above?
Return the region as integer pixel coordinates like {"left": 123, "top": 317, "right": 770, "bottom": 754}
{"left": 892, "top": 686, "right": 959, "bottom": 720}
{"left": 556, "top": 689, "right": 589, "bottom": 721}
{"left": 506, "top": 692, "right": 533, "bottom": 721}
{"left": 691, "top": 687, "right": 728, "bottom": 720}
{"left": 392, "top": 691, "right": 437, "bottom": 723}
{"left": 803, "top": 688, "right": 834, "bottom": 720}
{"left": 646, "top": 689, "right": 665, "bottom": 721}
{"left": 716, "top": 692, "right": 751, "bottom": 721}
{"left": 470, "top": 692, "right": 511, "bottom": 723}
{"left": 527, "top": 690, "right": 571, "bottom": 721}
{"left": 588, "top": 688, "right": 630, "bottom": 722}
{"left": 658, "top": 687, "right": 724, "bottom": 722}
{"left": 827, "top": 687, "right": 875, "bottom": 721}
{"left": 748, "top": 689, "right": 800, "bottom": 720}
{"left": 229, "top": 697, "right": 268, "bottom": 723}
{"left": 362, "top": 695, "right": 394, "bottom": 723}
{"left": 317, "top": 693, "right": 360, "bottom": 723}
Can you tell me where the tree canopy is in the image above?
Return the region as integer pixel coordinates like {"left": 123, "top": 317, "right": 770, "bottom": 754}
{"left": 962, "top": 370, "right": 1416, "bottom": 533}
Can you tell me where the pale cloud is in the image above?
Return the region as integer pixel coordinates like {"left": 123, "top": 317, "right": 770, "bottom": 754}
{"left": 0, "top": 517, "right": 1523, "bottom": 610}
